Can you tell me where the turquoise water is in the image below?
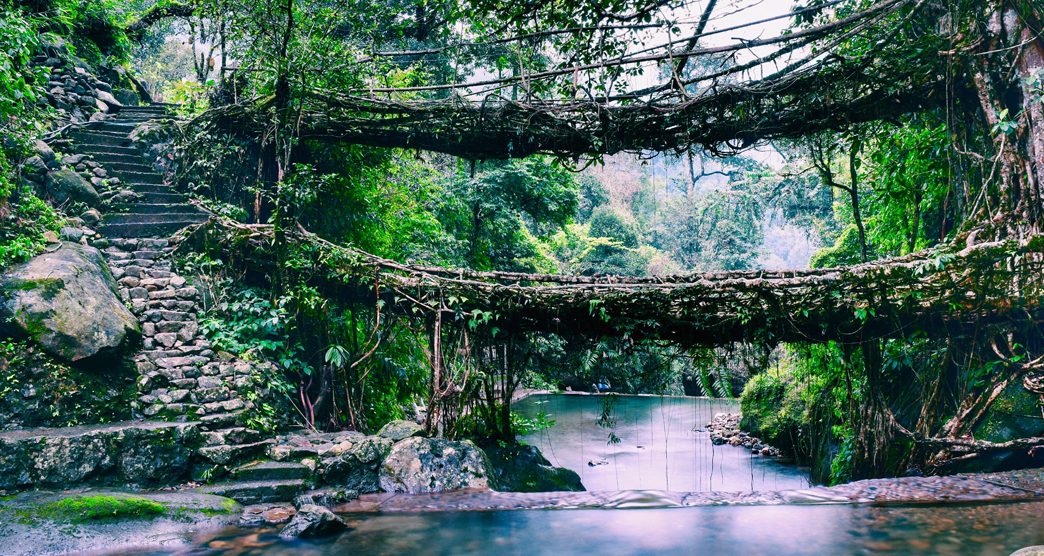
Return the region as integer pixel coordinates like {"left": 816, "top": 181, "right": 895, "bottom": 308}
{"left": 168, "top": 394, "right": 1043, "bottom": 555}
{"left": 515, "top": 393, "right": 810, "bottom": 491}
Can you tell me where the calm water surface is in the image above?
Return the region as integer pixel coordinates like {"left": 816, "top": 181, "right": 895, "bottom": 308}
{"left": 515, "top": 393, "right": 810, "bottom": 491}
{"left": 188, "top": 501, "right": 1044, "bottom": 555}
{"left": 166, "top": 394, "right": 1042, "bottom": 556}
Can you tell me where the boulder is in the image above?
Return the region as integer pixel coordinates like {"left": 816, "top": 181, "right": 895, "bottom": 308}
{"left": 0, "top": 242, "right": 140, "bottom": 362}
{"left": 34, "top": 140, "right": 58, "bottom": 168}
{"left": 317, "top": 435, "right": 392, "bottom": 493}
{"left": 0, "top": 421, "right": 199, "bottom": 489}
{"left": 46, "top": 167, "right": 100, "bottom": 206}
{"left": 379, "top": 437, "right": 495, "bottom": 494}
{"left": 80, "top": 208, "right": 102, "bottom": 226}
{"left": 22, "top": 155, "right": 48, "bottom": 184}
{"left": 377, "top": 419, "right": 424, "bottom": 441}
{"left": 278, "top": 504, "right": 347, "bottom": 539}
{"left": 95, "top": 88, "right": 123, "bottom": 110}
{"left": 292, "top": 488, "right": 359, "bottom": 508}
{"left": 482, "top": 442, "right": 584, "bottom": 493}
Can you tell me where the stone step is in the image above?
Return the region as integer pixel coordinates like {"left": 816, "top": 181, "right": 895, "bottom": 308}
{"left": 202, "top": 427, "right": 263, "bottom": 447}
{"left": 113, "top": 171, "right": 164, "bottom": 185}
{"left": 98, "top": 219, "right": 208, "bottom": 238}
{"left": 120, "top": 183, "right": 178, "bottom": 194}
{"left": 200, "top": 410, "right": 248, "bottom": 430}
{"left": 232, "top": 461, "right": 312, "bottom": 482}
{"left": 134, "top": 191, "right": 191, "bottom": 203}
{"left": 70, "top": 132, "right": 132, "bottom": 148}
{"left": 113, "top": 202, "right": 202, "bottom": 214}
{"left": 200, "top": 479, "right": 308, "bottom": 504}
{"left": 198, "top": 439, "right": 276, "bottom": 466}
{"left": 0, "top": 421, "right": 199, "bottom": 490}
{"left": 103, "top": 161, "right": 155, "bottom": 174}
{"left": 78, "top": 129, "right": 129, "bottom": 140}
{"left": 84, "top": 153, "right": 145, "bottom": 166}
{"left": 94, "top": 121, "right": 139, "bottom": 133}
{"left": 73, "top": 145, "right": 142, "bottom": 158}
{"left": 104, "top": 212, "right": 209, "bottom": 225}
{"left": 121, "top": 104, "right": 175, "bottom": 112}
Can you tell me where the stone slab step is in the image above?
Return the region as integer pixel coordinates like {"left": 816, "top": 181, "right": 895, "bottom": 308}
{"left": 121, "top": 183, "right": 178, "bottom": 194}
{"left": 0, "top": 420, "right": 199, "bottom": 490}
{"left": 94, "top": 121, "right": 140, "bottom": 133}
{"left": 112, "top": 202, "right": 203, "bottom": 214}
{"left": 78, "top": 129, "right": 130, "bottom": 140}
{"left": 104, "top": 212, "right": 209, "bottom": 225}
{"left": 200, "top": 479, "right": 307, "bottom": 504}
{"left": 98, "top": 220, "right": 207, "bottom": 238}
{"left": 134, "top": 191, "right": 191, "bottom": 203}
{"left": 74, "top": 145, "right": 142, "bottom": 157}
{"left": 113, "top": 171, "right": 163, "bottom": 185}
{"left": 84, "top": 153, "right": 145, "bottom": 166}
{"left": 232, "top": 461, "right": 312, "bottom": 482}
{"left": 200, "top": 410, "right": 248, "bottom": 430}
{"left": 198, "top": 439, "right": 276, "bottom": 466}
{"left": 202, "top": 427, "right": 264, "bottom": 447}
{"left": 104, "top": 161, "right": 155, "bottom": 174}
{"left": 121, "top": 104, "right": 174, "bottom": 112}
{"left": 70, "top": 132, "right": 132, "bottom": 148}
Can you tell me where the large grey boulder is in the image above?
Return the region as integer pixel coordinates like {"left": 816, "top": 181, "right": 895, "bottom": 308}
{"left": 95, "top": 88, "right": 123, "bottom": 111}
{"left": 317, "top": 435, "right": 392, "bottom": 493}
{"left": 379, "top": 437, "right": 495, "bottom": 493}
{"left": 0, "top": 242, "right": 140, "bottom": 362}
{"left": 46, "top": 167, "right": 100, "bottom": 206}
{"left": 279, "top": 504, "right": 347, "bottom": 539}
{"left": 0, "top": 421, "right": 199, "bottom": 489}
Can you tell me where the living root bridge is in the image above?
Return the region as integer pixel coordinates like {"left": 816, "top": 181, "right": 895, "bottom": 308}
{"left": 186, "top": 219, "right": 1044, "bottom": 346}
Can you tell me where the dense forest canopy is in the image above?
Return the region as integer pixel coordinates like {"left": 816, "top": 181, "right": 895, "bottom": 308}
{"left": 1, "top": 0, "right": 1042, "bottom": 484}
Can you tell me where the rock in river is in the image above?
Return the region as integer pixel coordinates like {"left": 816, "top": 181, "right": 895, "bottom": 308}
{"left": 379, "top": 437, "right": 494, "bottom": 493}
{"left": 279, "top": 504, "right": 347, "bottom": 539}
{"left": 0, "top": 242, "right": 139, "bottom": 362}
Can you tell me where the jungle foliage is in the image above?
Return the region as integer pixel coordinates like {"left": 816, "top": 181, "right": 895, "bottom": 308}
{"left": 3, "top": 0, "right": 1042, "bottom": 482}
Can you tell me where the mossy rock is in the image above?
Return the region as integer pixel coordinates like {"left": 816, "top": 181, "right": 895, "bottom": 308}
{"left": 34, "top": 494, "right": 166, "bottom": 523}
{"left": 480, "top": 441, "right": 584, "bottom": 493}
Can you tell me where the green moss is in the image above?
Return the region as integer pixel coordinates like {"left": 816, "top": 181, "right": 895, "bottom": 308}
{"left": 35, "top": 495, "right": 167, "bottom": 523}
{"left": 198, "top": 498, "right": 239, "bottom": 517}
{"left": 739, "top": 370, "right": 810, "bottom": 457}
{"left": 3, "top": 277, "right": 64, "bottom": 298}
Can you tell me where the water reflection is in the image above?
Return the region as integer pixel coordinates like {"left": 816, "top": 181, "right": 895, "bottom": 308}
{"left": 515, "top": 393, "right": 810, "bottom": 491}
{"left": 190, "top": 501, "right": 1044, "bottom": 556}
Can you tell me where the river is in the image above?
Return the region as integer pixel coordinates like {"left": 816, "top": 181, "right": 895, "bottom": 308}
{"left": 170, "top": 393, "right": 1043, "bottom": 555}
{"left": 514, "top": 393, "right": 809, "bottom": 492}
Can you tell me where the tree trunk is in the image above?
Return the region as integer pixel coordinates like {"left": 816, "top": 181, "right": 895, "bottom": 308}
{"left": 969, "top": 1, "right": 1044, "bottom": 238}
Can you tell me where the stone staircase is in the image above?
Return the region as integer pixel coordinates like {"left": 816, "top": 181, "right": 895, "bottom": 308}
{"left": 62, "top": 105, "right": 311, "bottom": 503}
{"left": 68, "top": 104, "right": 210, "bottom": 238}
